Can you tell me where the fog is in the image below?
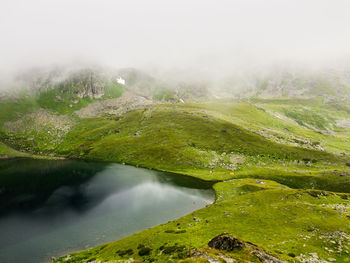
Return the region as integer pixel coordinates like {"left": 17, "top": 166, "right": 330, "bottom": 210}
{"left": 1, "top": 0, "right": 350, "bottom": 86}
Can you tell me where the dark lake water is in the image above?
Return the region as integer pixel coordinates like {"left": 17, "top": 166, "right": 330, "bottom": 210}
{"left": 0, "top": 158, "right": 214, "bottom": 263}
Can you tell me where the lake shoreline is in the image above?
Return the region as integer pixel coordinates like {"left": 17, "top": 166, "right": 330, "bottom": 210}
{"left": 0, "top": 159, "right": 215, "bottom": 263}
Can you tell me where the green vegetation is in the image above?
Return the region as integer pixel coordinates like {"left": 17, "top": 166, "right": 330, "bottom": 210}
{"left": 103, "top": 79, "right": 124, "bottom": 99}
{"left": 0, "top": 141, "right": 29, "bottom": 158}
{"left": 1, "top": 82, "right": 350, "bottom": 262}
{"left": 282, "top": 107, "right": 335, "bottom": 130}
{"left": 153, "top": 87, "right": 177, "bottom": 101}
{"left": 55, "top": 179, "right": 350, "bottom": 263}
{"left": 0, "top": 93, "right": 39, "bottom": 125}
{"left": 37, "top": 80, "right": 124, "bottom": 114}
{"left": 235, "top": 166, "right": 350, "bottom": 193}
{"left": 49, "top": 105, "right": 342, "bottom": 181}
{"left": 37, "top": 87, "right": 95, "bottom": 114}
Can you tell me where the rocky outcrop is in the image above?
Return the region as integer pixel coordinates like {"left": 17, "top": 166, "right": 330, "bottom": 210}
{"left": 55, "top": 69, "right": 106, "bottom": 99}
{"left": 207, "top": 233, "right": 287, "bottom": 263}
{"left": 13, "top": 66, "right": 111, "bottom": 99}
{"left": 208, "top": 233, "right": 245, "bottom": 251}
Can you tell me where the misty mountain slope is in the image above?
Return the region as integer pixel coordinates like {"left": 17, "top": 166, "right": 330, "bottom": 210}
{"left": 1, "top": 70, "right": 350, "bottom": 263}
{"left": 1, "top": 72, "right": 350, "bottom": 174}
{"left": 231, "top": 68, "right": 350, "bottom": 101}
{"left": 24, "top": 68, "right": 125, "bottom": 114}
{"left": 117, "top": 68, "right": 210, "bottom": 102}
{"left": 0, "top": 67, "right": 210, "bottom": 126}
{"left": 0, "top": 68, "right": 125, "bottom": 126}
{"left": 1, "top": 78, "right": 350, "bottom": 157}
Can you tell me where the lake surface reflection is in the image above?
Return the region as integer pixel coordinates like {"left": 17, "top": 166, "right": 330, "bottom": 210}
{"left": 0, "top": 158, "right": 214, "bottom": 263}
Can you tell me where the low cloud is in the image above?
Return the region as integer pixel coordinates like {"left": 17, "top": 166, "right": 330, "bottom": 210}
{"left": 0, "top": 0, "right": 350, "bottom": 88}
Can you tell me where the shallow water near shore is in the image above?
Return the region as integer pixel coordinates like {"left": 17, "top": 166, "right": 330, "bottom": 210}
{"left": 0, "top": 158, "right": 214, "bottom": 263}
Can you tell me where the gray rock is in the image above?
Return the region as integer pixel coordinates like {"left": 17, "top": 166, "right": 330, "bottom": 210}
{"left": 208, "top": 233, "right": 245, "bottom": 251}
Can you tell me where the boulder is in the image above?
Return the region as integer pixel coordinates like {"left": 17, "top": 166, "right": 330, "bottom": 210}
{"left": 207, "top": 233, "right": 287, "bottom": 263}
{"left": 208, "top": 233, "right": 245, "bottom": 251}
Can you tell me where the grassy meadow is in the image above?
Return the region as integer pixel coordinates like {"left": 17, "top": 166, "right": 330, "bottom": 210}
{"left": 1, "top": 91, "right": 350, "bottom": 262}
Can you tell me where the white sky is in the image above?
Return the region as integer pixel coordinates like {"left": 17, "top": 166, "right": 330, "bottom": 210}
{"left": 0, "top": 0, "right": 350, "bottom": 74}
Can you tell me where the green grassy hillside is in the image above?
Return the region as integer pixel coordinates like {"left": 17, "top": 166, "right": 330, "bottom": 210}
{"left": 1, "top": 79, "right": 350, "bottom": 262}
{"left": 55, "top": 179, "right": 350, "bottom": 263}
